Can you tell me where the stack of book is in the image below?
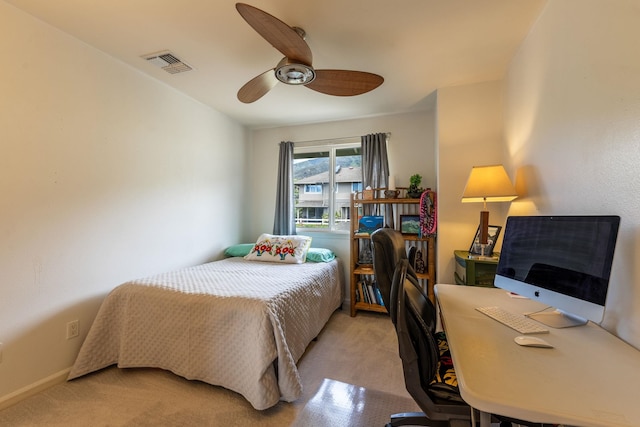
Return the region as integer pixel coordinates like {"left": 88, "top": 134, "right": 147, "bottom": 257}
{"left": 355, "top": 279, "right": 385, "bottom": 306}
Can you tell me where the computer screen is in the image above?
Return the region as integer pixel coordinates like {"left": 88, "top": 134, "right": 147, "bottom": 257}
{"left": 494, "top": 215, "right": 620, "bottom": 327}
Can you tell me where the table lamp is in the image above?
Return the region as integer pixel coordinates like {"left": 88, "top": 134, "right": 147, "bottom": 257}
{"left": 461, "top": 165, "right": 517, "bottom": 249}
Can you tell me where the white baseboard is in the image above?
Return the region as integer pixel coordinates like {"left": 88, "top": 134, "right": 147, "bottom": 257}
{"left": 0, "top": 368, "right": 71, "bottom": 411}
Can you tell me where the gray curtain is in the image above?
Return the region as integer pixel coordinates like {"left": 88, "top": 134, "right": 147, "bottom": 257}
{"left": 273, "top": 141, "right": 296, "bottom": 235}
{"left": 361, "top": 133, "right": 390, "bottom": 217}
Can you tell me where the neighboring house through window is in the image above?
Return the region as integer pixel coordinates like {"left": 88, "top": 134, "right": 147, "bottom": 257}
{"left": 294, "top": 140, "right": 362, "bottom": 232}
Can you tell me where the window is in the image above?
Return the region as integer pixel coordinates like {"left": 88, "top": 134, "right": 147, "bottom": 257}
{"left": 294, "top": 141, "right": 361, "bottom": 232}
{"left": 304, "top": 184, "right": 322, "bottom": 193}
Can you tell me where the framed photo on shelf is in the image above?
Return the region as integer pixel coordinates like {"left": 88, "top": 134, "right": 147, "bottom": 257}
{"left": 469, "top": 225, "right": 502, "bottom": 256}
{"left": 358, "top": 215, "right": 384, "bottom": 234}
{"left": 400, "top": 215, "right": 420, "bottom": 235}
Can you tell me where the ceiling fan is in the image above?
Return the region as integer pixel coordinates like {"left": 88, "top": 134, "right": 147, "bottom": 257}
{"left": 235, "top": 3, "right": 384, "bottom": 103}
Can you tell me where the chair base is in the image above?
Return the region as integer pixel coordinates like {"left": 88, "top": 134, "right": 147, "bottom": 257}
{"left": 386, "top": 411, "right": 468, "bottom": 427}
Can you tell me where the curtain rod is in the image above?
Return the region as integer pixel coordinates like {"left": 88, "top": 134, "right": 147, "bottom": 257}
{"left": 290, "top": 132, "right": 391, "bottom": 147}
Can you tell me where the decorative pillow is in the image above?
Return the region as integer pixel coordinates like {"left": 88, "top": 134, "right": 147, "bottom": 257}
{"left": 244, "top": 234, "right": 312, "bottom": 264}
{"left": 224, "top": 243, "right": 254, "bottom": 258}
{"left": 306, "top": 248, "right": 336, "bottom": 263}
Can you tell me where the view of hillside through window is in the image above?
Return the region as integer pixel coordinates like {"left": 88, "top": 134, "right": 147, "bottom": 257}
{"left": 294, "top": 144, "right": 361, "bottom": 231}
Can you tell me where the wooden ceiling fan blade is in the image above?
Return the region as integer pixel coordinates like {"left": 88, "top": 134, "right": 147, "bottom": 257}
{"left": 305, "top": 70, "right": 384, "bottom": 96}
{"left": 237, "top": 69, "right": 278, "bottom": 103}
{"left": 236, "top": 3, "right": 313, "bottom": 66}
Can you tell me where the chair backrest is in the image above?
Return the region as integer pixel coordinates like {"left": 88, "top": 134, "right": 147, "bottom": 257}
{"left": 394, "top": 259, "right": 470, "bottom": 421}
{"left": 371, "top": 228, "right": 417, "bottom": 323}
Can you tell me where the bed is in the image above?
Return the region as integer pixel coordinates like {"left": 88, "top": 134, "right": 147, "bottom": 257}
{"left": 67, "top": 251, "right": 343, "bottom": 410}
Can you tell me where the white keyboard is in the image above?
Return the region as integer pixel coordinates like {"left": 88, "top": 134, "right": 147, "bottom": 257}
{"left": 476, "top": 306, "right": 549, "bottom": 334}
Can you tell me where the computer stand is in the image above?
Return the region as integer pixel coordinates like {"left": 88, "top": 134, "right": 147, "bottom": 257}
{"left": 527, "top": 309, "right": 588, "bottom": 328}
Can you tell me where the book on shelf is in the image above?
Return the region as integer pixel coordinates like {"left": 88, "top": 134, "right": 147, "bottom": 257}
{"left": 356, "top": 278, "right": 387, "bottom": 307}
{"left": 373, "top": 283, "right": 385, "bottom": 307}
{"left": 358, "top": 281, "right": 370, "bottom": 304}
{"left": 366, "top": 283, "right": 377, "bottom": 306}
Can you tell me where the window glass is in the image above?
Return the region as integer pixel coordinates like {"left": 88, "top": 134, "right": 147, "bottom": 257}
{"left": 294, "top": 143, "right": 361, "bottom": 232}
{"left": 304, "top": 184, "right": 322, "bottom": 193}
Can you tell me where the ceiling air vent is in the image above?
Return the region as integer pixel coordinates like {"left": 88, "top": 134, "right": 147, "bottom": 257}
{"left": 141, "top": 51, "right": 193, "bottom": 74}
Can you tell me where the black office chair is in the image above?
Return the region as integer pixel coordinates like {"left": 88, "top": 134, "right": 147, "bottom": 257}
{"left": 398, "top": 260, "right": 559, "bottom": 427}
{"left": 389, "top": 259, "right": 471, "bottom": 427}
{"left": 374, "top": 232, "right": 548, "bottom": 427}
{"left": 371, "top": 227, "right": 418, "bottom": 324}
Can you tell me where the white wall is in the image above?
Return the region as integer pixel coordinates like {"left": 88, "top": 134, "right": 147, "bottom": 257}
{"left": 504, "top": 0, "right": 640, "bottom": 348}
{"left": 436, "top": 81, "right": 510, "bottom": 284}
{"left": 246, "top": 110, "right": 436, "bottom": 304}
{"left": 0, "top": 3, "right": 247, "bottom": 403}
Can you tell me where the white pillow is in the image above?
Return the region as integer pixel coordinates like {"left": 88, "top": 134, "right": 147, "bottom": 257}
{"left": 244, "top": 233, "right": 312, "bottom": 264}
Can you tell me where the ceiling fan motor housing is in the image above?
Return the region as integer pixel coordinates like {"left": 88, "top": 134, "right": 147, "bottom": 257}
{"left": 275, "top": 58, "right": 316, "bottom": 85}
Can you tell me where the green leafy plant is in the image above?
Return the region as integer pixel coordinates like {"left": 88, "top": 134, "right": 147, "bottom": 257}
{"left": 408, "top": 174, "right": 423, "bottom": 197}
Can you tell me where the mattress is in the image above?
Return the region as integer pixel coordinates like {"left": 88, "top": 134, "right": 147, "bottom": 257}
{"left": 68, "top": 257, "right": 343, "bottom": 410}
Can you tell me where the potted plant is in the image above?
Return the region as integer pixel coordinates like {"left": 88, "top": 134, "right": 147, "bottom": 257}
{"left": 408, "top": 174, "right": 424, "bottom": 198}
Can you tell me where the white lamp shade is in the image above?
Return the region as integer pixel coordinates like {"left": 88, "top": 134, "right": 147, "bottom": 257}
{"left": 461, "top": 165, "right": 518, "bottom": 203}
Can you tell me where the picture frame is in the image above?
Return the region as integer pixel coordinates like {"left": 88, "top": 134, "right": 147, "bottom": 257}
{"left": 469, "top": 225, "right": 502, "bottom": 256}
{"left": 400, "top": 215, "right": 420, "bottom": 235}
{"left": 358, "top": 215, "right": 384, "bottom": 234}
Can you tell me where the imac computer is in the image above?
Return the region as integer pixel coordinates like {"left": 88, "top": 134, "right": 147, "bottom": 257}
{"left": 494, "top": 215, "right": 620, "bottom": 328}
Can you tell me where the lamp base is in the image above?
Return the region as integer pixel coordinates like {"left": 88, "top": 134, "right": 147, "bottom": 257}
{"left": 479, "top": 211, "right": 489, "bottom": 244}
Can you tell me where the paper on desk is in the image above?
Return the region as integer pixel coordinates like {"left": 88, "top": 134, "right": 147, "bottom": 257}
{"left": 507, "top": 292, "right": 528, "bottom": 299}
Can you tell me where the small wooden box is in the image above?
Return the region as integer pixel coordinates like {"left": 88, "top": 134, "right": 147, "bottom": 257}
{"left": 362, "top": 189, "right": 374, "bottom": 200}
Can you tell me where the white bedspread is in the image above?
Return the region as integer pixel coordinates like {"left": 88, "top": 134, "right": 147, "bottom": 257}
{"left": 68, "top": 257, "right": 343, "bottom": 410}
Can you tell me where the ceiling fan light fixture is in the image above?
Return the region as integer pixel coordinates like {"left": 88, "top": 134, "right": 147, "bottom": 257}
{"left": 275, "top": 60, "right": 315, "bottom": 85}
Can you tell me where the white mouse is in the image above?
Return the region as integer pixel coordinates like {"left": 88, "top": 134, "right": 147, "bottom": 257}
{"left": 514, "top": 336, "right": 554, "bottom": 348}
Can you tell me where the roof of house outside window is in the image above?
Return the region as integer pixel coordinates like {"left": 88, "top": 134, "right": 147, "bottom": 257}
{"left": 295, "top": 166, "right": 361, "bottom": 184}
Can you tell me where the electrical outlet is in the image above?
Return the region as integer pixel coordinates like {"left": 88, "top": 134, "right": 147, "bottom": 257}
{"left": 66, "top": 320, "right": 79, "bottom": 339}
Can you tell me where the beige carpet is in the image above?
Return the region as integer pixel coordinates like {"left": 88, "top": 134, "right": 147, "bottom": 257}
{"left": 292, "top": 378, "right": 419, "bottom": 427}
{"left": 0, "top": 309, "right": 420, "bottom": 426}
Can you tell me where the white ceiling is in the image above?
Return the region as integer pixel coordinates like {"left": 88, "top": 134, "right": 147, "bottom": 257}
{"left": 5, "top": 0, "right": 546, "bottom": 128}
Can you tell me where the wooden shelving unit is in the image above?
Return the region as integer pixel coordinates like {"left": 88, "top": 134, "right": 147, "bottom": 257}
{"left": 349, "top": 192, "right": 436, "bottom": 316}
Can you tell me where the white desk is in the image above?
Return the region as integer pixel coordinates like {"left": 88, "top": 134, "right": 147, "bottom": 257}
{"left": 435, "top": 284, "right": 640, "bottom": 427}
